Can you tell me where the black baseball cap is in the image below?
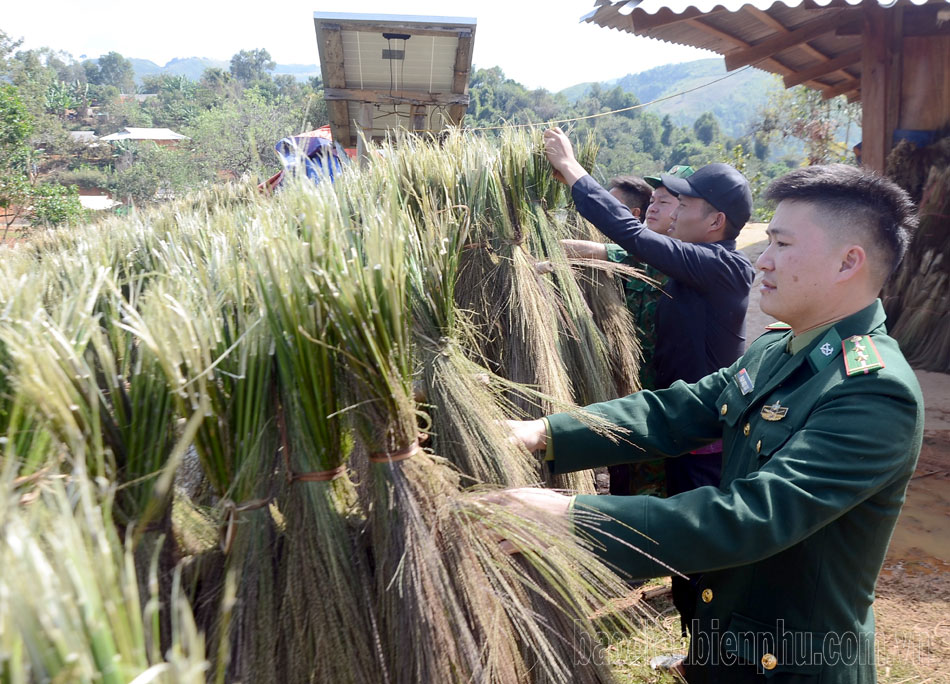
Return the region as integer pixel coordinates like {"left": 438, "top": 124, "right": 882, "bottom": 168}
{"left": 661, "top": 163, "right": 753, "bottom": 230}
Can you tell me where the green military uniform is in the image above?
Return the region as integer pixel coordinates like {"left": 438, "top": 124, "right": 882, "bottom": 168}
{"left": 604, "top": 243, "right": 665, "bottom": 391}
{"left": 546, "top": 300, "right": 924, "bottom": 682}
{"left": 604, "top": 243, "right": 667, "bottom": 495}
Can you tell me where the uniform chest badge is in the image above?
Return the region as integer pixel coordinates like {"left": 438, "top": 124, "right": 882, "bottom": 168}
{"left": 735, "top": 368, "right": 754, "bottom": 395}
{"left": 820, "top": 343, "right": 834, "bottom": 356}
{"left": 761, "top": 401, "right": 788, "bottom": 421}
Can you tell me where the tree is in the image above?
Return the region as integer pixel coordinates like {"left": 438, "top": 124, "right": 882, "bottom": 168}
{"left": 0, "top": 30, "right": 24, "bottom": 77}
{"left": 754, "top": 86, "right": 861, "bottom": 165}
{"left": 693, "top": 111, "right": 721, "bottom": 146}
{"left": 140, "top": 74, "right": 200, "bottom": 129}
{"left": 601, "top": 86, "right": 639, "bottom": 120}
{"left": 0, "top": 84, "right": 34, "bottom": 236}
{"left": 44, "top": 80, "right": 79, "bottom": 120}
{"left": 110, "top": 143, "right": 212, "bottom": 205}
{"left": 660, "top": 114, "right": 675, "bottom": 147}
{"left": 187, "top": 89, "right": 297, "bottom": 178}
{"left": 229, "top": 49, "right": 275, "bottom": 85}
{"left": 29, "top": 182, "right": 86, "bottom": 227}
{"left": 637, "top": 115, "right": 662, "bottom": 157}
{"left": 87, "top": 52, "right": 135, "bottom": 93}
{"left": 11, "top": 50, "right": 57, "bottom": 115}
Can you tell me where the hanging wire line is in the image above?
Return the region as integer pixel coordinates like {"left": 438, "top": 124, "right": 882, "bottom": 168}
{"left": 354, "top": 61, "right": 756, "bottom": 136}
{"left": 465, "top": 64, "right": 755, "bottom": 132}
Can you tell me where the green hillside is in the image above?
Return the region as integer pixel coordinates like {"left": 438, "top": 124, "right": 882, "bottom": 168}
{"left": 126, "top": 57, "right": 316, "bottom": 84}
{"left": 560, "top": 58, "right": 782, "bottom": 137}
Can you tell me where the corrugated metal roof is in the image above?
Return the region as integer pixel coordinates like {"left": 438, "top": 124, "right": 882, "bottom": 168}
{"left": 100, "top": 127, "right": 187, "bottom": 141}
{"left": 79, "top": 196, "right": 120, "bottom": 211}
{"left": 582, "top": 0, "right": 949, "bottom": 100}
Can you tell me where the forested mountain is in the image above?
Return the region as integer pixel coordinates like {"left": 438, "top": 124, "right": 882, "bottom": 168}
{"left": 560, "top": 58, "right": 781, "bottom": 138}
{"left": 124, "top": 57, "right": 317, "bottom": 84}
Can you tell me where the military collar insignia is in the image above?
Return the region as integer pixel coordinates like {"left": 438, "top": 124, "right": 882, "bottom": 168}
{"left": 761, "top": 401, "right": 788, "bottom": 421}
{"left": 807, "top": 327, "right": 842, "bottom": 373}
{"left": 843, "top": 335, "right": 885, "bottom": 376}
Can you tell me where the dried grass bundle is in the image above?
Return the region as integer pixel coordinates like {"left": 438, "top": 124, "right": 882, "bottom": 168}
{"left": 883, "top": 164, "right": 950, "bottom": 371}
{"left": 0, "top": 469, "right": 207, "bottom": 683}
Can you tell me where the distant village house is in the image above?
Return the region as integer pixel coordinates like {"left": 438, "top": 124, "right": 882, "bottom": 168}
{"left": 100, "top": 127, "right": 188, "bottom": 148}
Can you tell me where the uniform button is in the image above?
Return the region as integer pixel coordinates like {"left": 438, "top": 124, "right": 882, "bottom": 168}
{"left": 756, "top": 439, "right": 762, "bottom": 453}
{"left": 701, "top": 588, "right": 713, "bottom": 603}
{"left": 761, "top": 653, "right": 778, "bottom": 670}
{"left": 743, "top": 423, "right": 751, "bottom": 436}
{"left": 721, "top": 403, "right": 728, "bottom": 416}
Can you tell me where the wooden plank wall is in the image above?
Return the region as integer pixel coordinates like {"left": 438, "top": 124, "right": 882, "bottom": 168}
{"left": 900, "top": 35, "right": 950, "bottom": 131}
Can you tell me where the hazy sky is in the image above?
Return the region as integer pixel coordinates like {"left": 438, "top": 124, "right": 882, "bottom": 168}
{"left": 3, "top": 1, "right": 715, "bottom": 92}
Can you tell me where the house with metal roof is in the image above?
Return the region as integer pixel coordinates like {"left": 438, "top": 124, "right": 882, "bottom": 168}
{"left": 582, "top": 0, "right": 950, "bottom": 172}
{"left": 99, "top": 127, "right": 189, "bottom": 146}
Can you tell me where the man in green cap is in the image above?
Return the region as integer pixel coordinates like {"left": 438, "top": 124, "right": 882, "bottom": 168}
{"left": 499, "top": 163, "right": 923, "bottom": 683}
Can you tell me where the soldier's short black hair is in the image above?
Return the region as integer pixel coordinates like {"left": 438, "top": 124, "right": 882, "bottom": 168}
{"left": 764, "top": 164, "right": 917, "bottom": 279}
{"left": 608, "top": 175, "right": 653, "bottom": 216}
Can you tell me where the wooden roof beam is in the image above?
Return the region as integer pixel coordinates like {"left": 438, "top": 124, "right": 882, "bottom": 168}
{"left": 744, "top": 5, "right": 854, "bottom": 82}
{"left": 682, "top": 19, "right": 796, "bottom": 78}
{"left": 324, "top": 87, "right": 470, "bottom": 106}
{"left": 783, "top": 48, "right": 861, "bottom": 88}
{"left": 332, "top": 21, "right": 470, "bottom": 38}
{"left": 449, "top": 31, "right": 474, "bottom": 125}
{"left": 821, "top": 78, "right": 860, "bottom": 100}
{"left": 318, "top": 25, "right": 351, "bottom": 148}
{"left": 743, "top": 5, "right": 786, "bottom": 33}
{"left": 724, "top": 10, "right": 850, "bottom": 71}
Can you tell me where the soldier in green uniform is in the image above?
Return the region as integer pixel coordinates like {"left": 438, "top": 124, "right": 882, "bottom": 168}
{"left": 500, "top": 164, "right": 923, "bottom": 683}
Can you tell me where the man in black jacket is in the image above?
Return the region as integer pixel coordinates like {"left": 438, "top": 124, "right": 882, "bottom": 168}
{"left": 544, "top": 127, "right": 755, "bottom": 637}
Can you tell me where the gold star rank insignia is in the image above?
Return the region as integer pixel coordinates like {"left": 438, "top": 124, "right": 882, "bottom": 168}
{"left": 842, "top": 335, "right": 885, "bottom": 376}
{"left": 760, "top": 401, "right": 789, "bottom": 421}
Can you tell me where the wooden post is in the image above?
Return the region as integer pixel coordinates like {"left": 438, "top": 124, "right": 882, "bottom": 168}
{"left": 410, "top": 105, "right": 426, "bottom": 132}
{"left": 356, "top": 102, "right": 373, "bottom": 166}
{"left": 861, "top": 5, "right": 903, "bottom": 173}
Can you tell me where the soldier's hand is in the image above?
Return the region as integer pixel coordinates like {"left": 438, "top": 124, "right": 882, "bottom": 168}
{"left": 543, "top": 128, "right": 588, "bottom": 187}
{"left": 561, "top": 239, "right": 608, "bottom": 260}
{"left": 475, "top": 487, "right": 573, "bottom": 554}
{"left": 505, "top": 419, "right": 547, "bottom": 453}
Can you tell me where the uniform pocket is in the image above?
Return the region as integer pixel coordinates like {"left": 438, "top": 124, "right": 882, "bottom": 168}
{"left": 754, "top": 421, "right": 794, "bottom": 465}
{"left": 722, "top": 612, "right": 824, "bottom": 678}
{"left": 715, "top": 381, "right": 750, "bottom": 429}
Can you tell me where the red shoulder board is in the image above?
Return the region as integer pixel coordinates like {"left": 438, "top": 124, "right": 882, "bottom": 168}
{"left": 765, "top": 321, "right": 792, "bottom": 331}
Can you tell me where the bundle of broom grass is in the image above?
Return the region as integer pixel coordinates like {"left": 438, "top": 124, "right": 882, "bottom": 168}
{"left": 0, "top": 127, "right": 662, "bottom": 684}
{"left": 883, "top": 163, "right": 950, "bottom": 372}
{"left": 315, "top": 173, "right": 638, "bottom": 683}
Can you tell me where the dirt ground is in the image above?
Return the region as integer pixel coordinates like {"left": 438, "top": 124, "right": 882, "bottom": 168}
{"left": 739, "top": 225, "right": 950, "bottom": 682}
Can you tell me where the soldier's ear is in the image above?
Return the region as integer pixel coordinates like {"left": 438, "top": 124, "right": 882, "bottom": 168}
{"left": 836, "top": 245, "right": 867, "bottom": 282}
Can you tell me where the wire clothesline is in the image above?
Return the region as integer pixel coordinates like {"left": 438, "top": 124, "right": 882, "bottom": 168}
{"left": 467, "top": 65, "right": 755, "bottom": 132}
{"left": 358, "top": 64, "right": 756, "bottom": 136}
